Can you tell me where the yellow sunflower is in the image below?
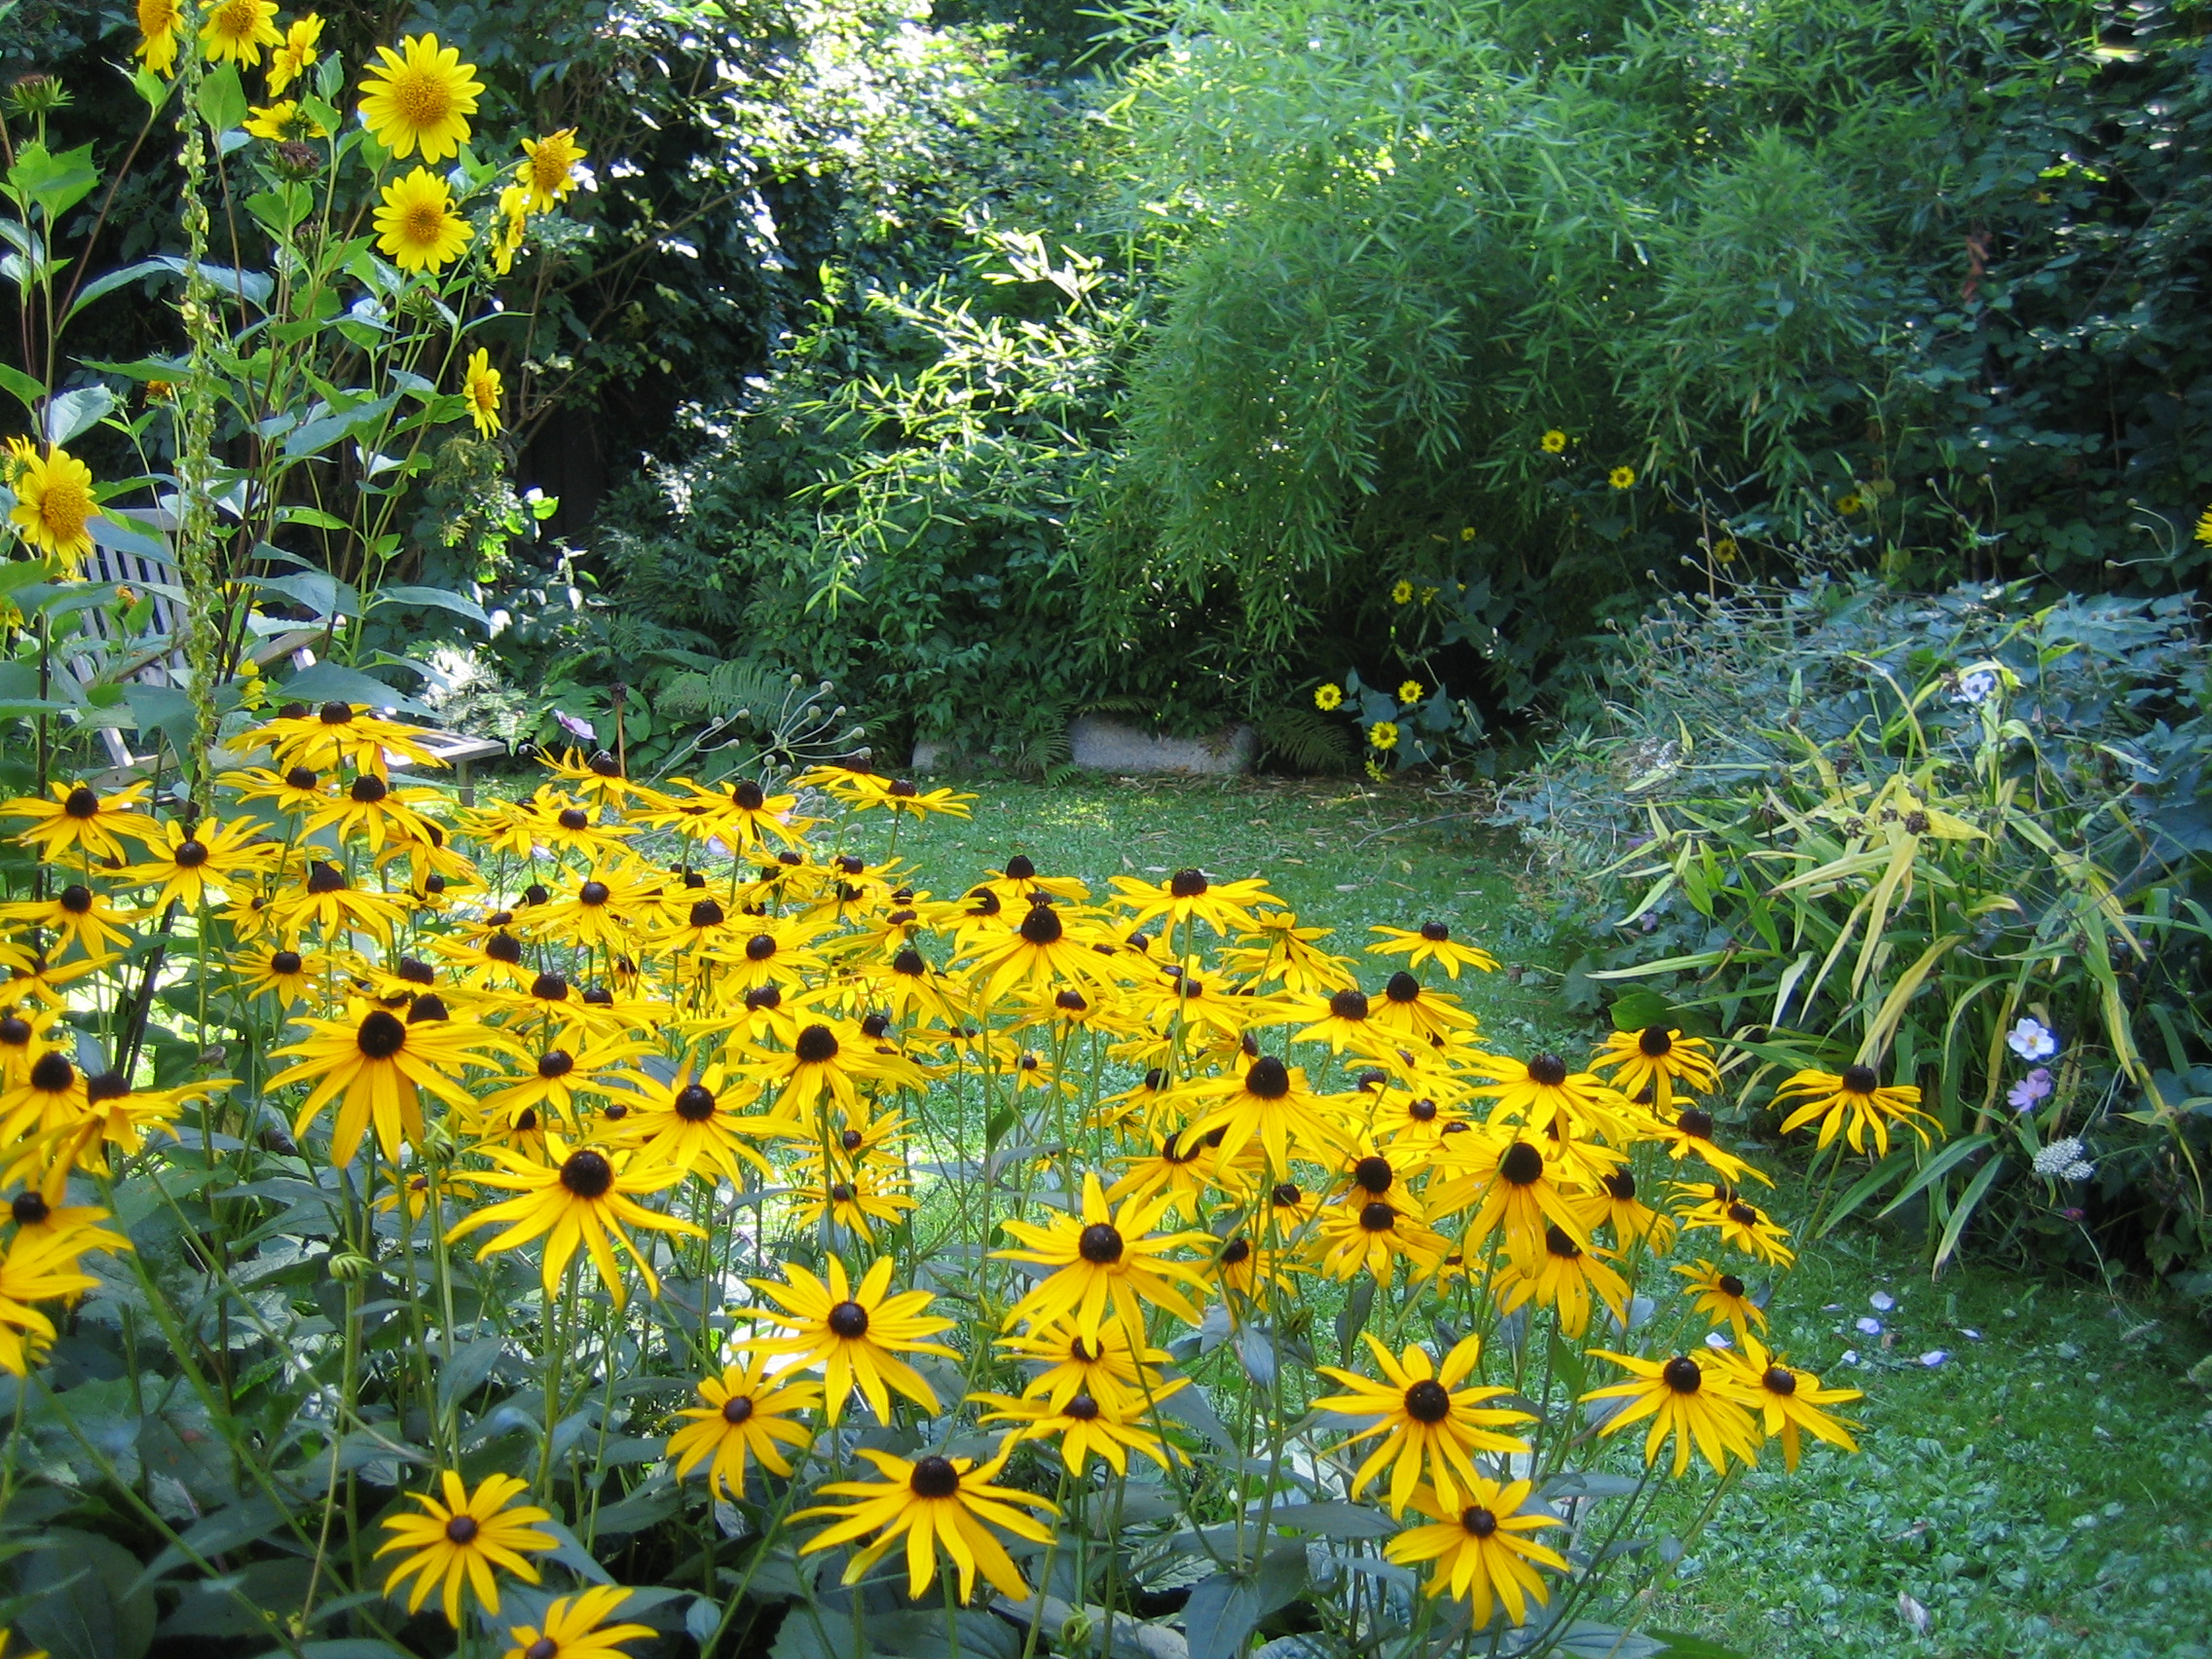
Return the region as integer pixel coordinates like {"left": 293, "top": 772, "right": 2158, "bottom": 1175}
{"left": 462, "top": 347, "right": 502, "bottom": 437}
{"left": 134, "top": 0, "right": 184, "bottom": 76}
{"left": 357, "top": 33, "right": 483, "bottom": 163}
{"left": 1539, "top": 428, "right": 1568, "bottom": 453}
{"left": 266, "top": 13, "right": 322, "bottom": 95}
{"left": 5, "top": 441, "right": 96, "bottom": 570}
{"left": 517, "top": 129, "right": 589, "bottom": 213}
{"left": 1608, "top": 465, "right": 1637, "bottom": 489}
{"left": 198, "top": 0, "right": 280, "bottom": 67}
{"left": 373, "top": 167, "right": 473, "bottom": 275}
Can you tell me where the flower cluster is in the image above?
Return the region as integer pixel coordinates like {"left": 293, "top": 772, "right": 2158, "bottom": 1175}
{"left": 0, "top": 706, "right": 1870, "bottom": 1646}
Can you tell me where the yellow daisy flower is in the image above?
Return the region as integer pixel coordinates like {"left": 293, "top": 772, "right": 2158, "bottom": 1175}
{"left": 357, "top": 33, "right": 483, "bottom": 163}
{"left": 375, "top": 1471, "right": 555, "bottom": 1626}
{"left": 796, "top": 1448, "right": 1056, "bottom": 1604}
{"left": 134, "top": 0, "right": 185, "bottom": 76}
{"left": 373, "top": 166, "right": 473, "bottom": 275}
{"left": 462, "top": 347, "right": 502, "bottom": 437}
{"left": 199, "top": 0, "right": 280, "bottom": 68}
{"left": 517, "top": 128, "right": 589, "bottom": 213}
{"left": 5, "top": 441, "right": 97, "bottom": 570}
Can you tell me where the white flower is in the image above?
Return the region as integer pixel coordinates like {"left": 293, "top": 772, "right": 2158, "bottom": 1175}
{"left": 2007, "top": 1017, "right": 2058, "bottom": 1061}
{"left": 2032, "top": 1137, "right": 2091, "bottom": 1180}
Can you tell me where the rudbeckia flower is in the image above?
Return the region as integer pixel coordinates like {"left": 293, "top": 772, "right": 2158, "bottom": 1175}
{"left": 1173, "top": 1054, "right": 1350, "bottom": 1173}
{"left": 976, "top": 1387, "right": 1176, "bottom": 1475}
{"left": 446, "top": 1135, "right": 703, "bottom": 1306}
{"left": 0, "top": 1226, "right": 103, "bottom": 1375}
{"left": 1580, "top": 1348, "right": 1762, "bottom": 1477}
{"left": 1109, "top": 868, "right": 1282, "bottom": 938}
{"left": 796, "top": 1448, "right": 1057, "bottom": 1604}
{"left": 2, "top": 780, "right": 154, "bottom": 866}
{"left": 1364, "top": 921, "right": 1497, "bottom": 979}
{"left": 1493, "top": 1225, "right": 1631, "bottom": 1338}
{"left": 1384, "top": 1477, "right": 1567, "bottom": 1624}
{"left": 119, "top": 816, "right": 276, "bottom": 908}
{"left": 1313, "top": 1333, "right": 1532, "bottom": 1514}
{"left": 1715, "top": 1336, "right": 1862, "bottom": 1470}
{"left": 666, "top": 1355, "right": 822, "bottom": 1498}
{"left": 1590, "top": 1023, "right": 1718, "bottom": 1111}
{"left": 1772, "top": 1064, "right": 1938, "bottom": 1157}
{"left": 375, "top": 1471, "right": 554, "bottom": 1626}
{"left": 1672, "top": 1182, "right": 1795, "bottom": 1267}
{"left": 1675, "top": 1258, "right": 1767, "bottom": 1344}
{"left": 270, "top": 1001, "right": 507, "bottom": 1164}
{"left": 744, "top": 1255, "right": 957, "bottom": 1423}
{"left": 496, "top": 1586, "right": 654, "bottom": 1659}
{"left": 995, "top": 1172, "right": 1211, "bottom": 1346}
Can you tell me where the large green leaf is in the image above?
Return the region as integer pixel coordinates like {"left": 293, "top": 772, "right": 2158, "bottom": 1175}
{"left": 9, "top": 1529, "right": 158, "bottom": 1659}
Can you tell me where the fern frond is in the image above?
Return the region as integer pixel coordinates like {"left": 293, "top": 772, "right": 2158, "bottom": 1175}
{"left": 1255, "top": 706, "right": 1353, "bottom": 774}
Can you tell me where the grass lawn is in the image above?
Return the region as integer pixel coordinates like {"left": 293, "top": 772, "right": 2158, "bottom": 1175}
{"left": 862, "top": 772, "right": 2212, "bottom": 1659}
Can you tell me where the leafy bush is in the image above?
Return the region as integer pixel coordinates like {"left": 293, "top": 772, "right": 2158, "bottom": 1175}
{"left": 1498, "top": 577, "right": 2212, "bottom": 1298}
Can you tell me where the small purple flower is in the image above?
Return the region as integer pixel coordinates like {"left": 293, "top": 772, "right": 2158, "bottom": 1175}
{"left": 2008, "top": 1067, "right": 2054, "bottom": 1112}
{"left": 553, "top": 709, "right": 597, "bottom": 741}
{"left": 2007, "top": 1017, "right": 2057, "bottom": 1061}
{"left": 1919, "top": 1349, "right": 1949, "bottom": 1368}
{"left": 1869, "top": 1291, "right": 1896, "bottom": 1312}
{"left": 1856, "top": 1316, "right": 1883, "bottom": 1336}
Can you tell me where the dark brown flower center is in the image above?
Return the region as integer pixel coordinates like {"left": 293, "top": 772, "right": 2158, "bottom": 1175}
{"left": 1079, "top": 1223, "right": 1124, "bottom": 1264}
{"left": 1544, "top": 1224, "right": 1581, "bottom": 1259}
{"left": 1527, "top": 1052, "right": 1568, "bottom": 1088}
{"left": 0, "top": 1015, "right": 31, "bottom": 1046}
{"left": 1403, "top": 1379, "right": 1452, "bottom": 1422}
{"left": 1384, "top": 971, "right": 1420, "bottom": 1003}
{"left": 356, "top": 1010, "right": 406, "bottom": 1059}
{"left": 525, "top": 1638, "right": 558, "bottom": 1659}
{"left": 1353, "top": 1156, "right": 1393, "bottom": 1195}
{"left": 1461, "top": 1505, "right": 1498, "bottom": 1537}
{"left": 306, "top": 861, "right": 346, "bottom": 894}
{"left": 408, "top": 994, "right": 450, "bottom": 1023}
{"left": 1169, "top": 868, "right": 1207, "bottom": 898}
{"left": 531, "top": 972, "right": 569, "bottom": 1002}
{"left": 688, "top": 898, "right": 725, "bottom": 928}
{"left": 444, "top": 1514, "right": 479, "bottom": 1543}
{"left": 173, "top": 838, "right": 210, "bottom": 867}
{"left": 1064, "top": 1392, "right": 1100, "bottom": 1420}
{"left": 733, "top": 780, "right": 766, "bottom": 810}
{"left": 59, "top": 884, "right": 92, "bottom": 914}
{"left": 1717, "top": 1272, "right": 1747, "bottom": 1298}
{"left": 63, "top": 787, "right": 98, "bottom": 818}
{"left": 1358, "top": 1200, "right": 1396, "bottom": 1233}
{"left": 558, "top": 808, "right": 590, "bottom": 831}
{"left": 1408, "top": 1097, "right": 1437, "bottom": 1122}
{"left": 284, "top": 766, "right": 318, "bottom": 792}
{"left": 350, "top": 775, "right": 388, "bottom": 803}
{"left": 318, "top": 700, "right": 354, "bottom": 724}
{"left": 12, "top": 1191, "right": 51, "bottom": 1225}
{"left": 893, "top": 947, "right": 927, "bottom": 977}
{"left": 559, "top": 1149, "right": 613, "bottom": 1198}
{"left": 1677, "top": 1109, "right": 1714, "bottom": 1139}
{"left": 1329, "top": 989, "right": 1370, "bottom": 1020}
{"left": 485, "top": 932, "right": 524, "bottom": 964}
{"left": 828, "top": 1300, "right": 869, "bottom": 1338}
{"left": 1841, "top": 1064, "right": 1879, "bottom": 1094}
{"left": 841, "top": 1128, "right": 866, "bottom": 1152}
{"left": 578, "top": 880, "right": 610, "bottom": 906}
{"left": 909, "top": 1455, "right": 959, "bottom": 1498}
{"left": 745, "top": 984, "right": 783, "bottom": 1011}
{"left": 889, "top": 779, "right": 916, "bottom": 797}
{"left": 1420, "top": 920, "right": 1450, "bottom": 941}
{"left": 746, "top": 934, "right": 777, "bottom": 961}
{"left": 1272, "top": 1182, "right": 1303, "bottom": 1207}
{"left": 1055, "top": 988, "right": 1088, "bottom": 1012}
{"left": 1499, "top": 1142, "right": 1544, "bottom": 1186}
{"left": 1663, "top": 1355, "right": 1703, "bottom": 1393}
{"left": 30, "top": 1052, "right": 74, "bottom": 1092}
{"left": 1220, "top": 1237, "right": 1251, "bottom": 1266}
{"left": 1727, "top": 1202, "right": 1761, "bottom": 1227}
{"left": 1244, "top": 1055, "right": 1290, "bottom": 1099}
{"left": 794, "top": 1024, "right": 838, "bottom": 1064}
{"left": 1638, "top": 1024, "right": 1675, "bottom": 1057}
{"left": 675, "top": 1083, "right": 717, "bottom": 1121}
{"left": 1019, "top": 903, "right": 1063, "bottom": 945}
{"left": 720, "top": 1393, "right": 756, "bottom": 1423}
{"left": 1762, "top": 1365, "right": 1797, "bottom": 1396}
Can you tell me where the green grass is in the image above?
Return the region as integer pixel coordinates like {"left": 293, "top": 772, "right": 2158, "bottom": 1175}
{"left": 877, "top": 775, "right": 2212, "bottom": 1659}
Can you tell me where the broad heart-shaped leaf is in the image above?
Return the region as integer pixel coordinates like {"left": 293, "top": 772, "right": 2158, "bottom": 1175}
{"left": 10, "top": 1527, "right": 158, "bottom": 1659}
{"left": 123, "top": 684, "right": 198, "bottom": 761}
{"left": 1182, "top": 1546, "right": 1307, "bottom": 1659}
{"left": 1607, "top": 987, "right": 1672, "bottom": 1031}
{"left": 276, "top": 659, "right": 429, "bottom": 716}
{"left": 45, "top": 384, "right": 114, "bottom": 446}
{"left": 7, "top": 141, "right": 99, "bottom": 219}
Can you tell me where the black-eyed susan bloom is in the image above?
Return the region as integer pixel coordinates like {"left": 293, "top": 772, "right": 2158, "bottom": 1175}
{"left": 745, "top": 1255, "right": 956, "bottom": 1423}
{"left": 976, "top": 1387, "right": 1175, "bottom": 1476}
{"left": 1676, "top": 1258, "right": 1766, "bottom": 1344}
{"left": 666, "top": 1355, "right": 822, "bottom": 1498}
{"left": 1674, "top": 1182, "right": 1795, "bottom": 1267}
{"left": 1384, "top": 1476, "right": 1567, "bottom": 1625}
{"left": 496, "top": 1586, "right": 653, "bottom": 1659}
{"left": 0, "top": 1227, "right": 102, "bottom": 1376}
{"left": 1442, "top": 1135, "right": 1589, "bottom": 1262}
{"left": 270, "top": 1001, "right": 503, "bottom": 1165}
{"left": 1581, "top": 1348, "right": 1762, "bottom": 1477}
{"left": 1590, "top": 1023, "right": 1718, "bottom": 1111}
{"left": 797, "top": 1448, "right": 1056, "bottom": 1604}
{"left": 357, "top": 33, "right": 483, "bottom": 162}
{"left": 995, "top": 1172, "right": 1211, "bottom": 1346}
{"left": 119, "top": 816, "right": 275, "bottom": 908}
{"left": 446, "top": 1136, "right": 703, "bottom": 1306}
{"left": 1314, "top": 1196, "right": 1449, "bottom": 1283}
{"left": 994, "top": 1320, "right": 1172, "bottom": 1415}
{"left": 1313, "top": 1333, "right": 1532, "bottom": 1514}
{"left": 1495, "top": 1225, "right": 1630, "bottom": 1339}
{"left": 1110, "top": 868, "right": 1280, "bottom": 937}
{"left": 1365, "top": 921, "right": 1497, "bottom": 979}
{"left": 376, "top": 1470, "right": 555, "bottom": 1626}
{"left": 1717, "top": 1336, "right": 1862, "bottom": 1470}
{"left": 1174, "top": 1053, "right": 1348, "bottom": 1173}
{"left": 1577, "top": 1167, "right": 1676, "bottom": 1252}
{"left": 1773, "top": 1064, "right": 1939, "bottom": 1157}
{"left": 254, "top": 703, "right": 442, "bottom": 777}
{"left": 2, "top": 781, "right": 154, "bottom": 866}
{"left": 1468, "top": 1051, "right": 1632, "bottom": 1139}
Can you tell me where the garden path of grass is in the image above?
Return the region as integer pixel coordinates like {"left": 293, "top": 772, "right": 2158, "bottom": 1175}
{"left": 863, "top": 775, "right": 2212, "bottom": 1659}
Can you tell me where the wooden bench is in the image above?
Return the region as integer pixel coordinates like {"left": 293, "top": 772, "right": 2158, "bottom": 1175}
{"left": 71, "top": 512, "right": 506, "bottom": 802}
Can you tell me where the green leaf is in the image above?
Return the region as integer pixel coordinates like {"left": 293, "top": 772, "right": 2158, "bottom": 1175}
{"left": 1874, "top": 1133, "right": 1994, "bottom": 1220}
{"left": 198, "top": 64, "right": 249, "bottom": 135}
{"left": 1608, "top": 988, "right": 1671, "bottom": 1030}
{"left": 372, "top": 583, "right": 490, "bottom": 627}
{"left": 1934, "top": 1153, "right": 2005, "bottom": 1272}
{"left": 61, "top": 258, "right": 169, "bottom": 324}
{"left": 45, "top": 385, "right": 114, "bottom": 447}
{"left": 11, "top": 1529, "right": 158, "bottom": 1659}
{"left": 6, "top": 142, "right": 99, "bottom": 220}
{"left": 0, "top": 361, "right": 44, "bottom": 413}
{"left": 1649, "top": 1633, "right": 1754, "bottom": 1658}
{"left": 277, "top": 661, "right": 428, "bottom": 716}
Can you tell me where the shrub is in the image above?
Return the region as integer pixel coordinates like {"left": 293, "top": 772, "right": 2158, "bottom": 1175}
{"left": 1498, "top": 577, "right": 2212, "bottom": 1298}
